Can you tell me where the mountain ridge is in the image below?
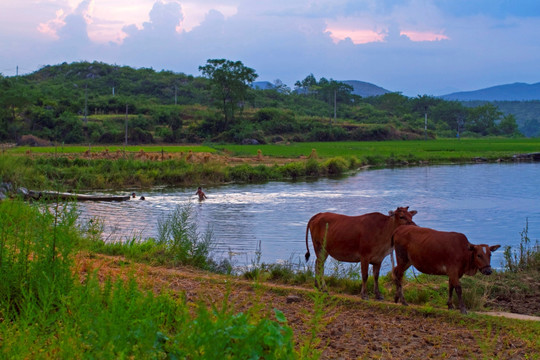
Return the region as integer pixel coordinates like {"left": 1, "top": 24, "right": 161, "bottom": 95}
{"left": 441, "top": 82, "right": 540, "bottom": 101}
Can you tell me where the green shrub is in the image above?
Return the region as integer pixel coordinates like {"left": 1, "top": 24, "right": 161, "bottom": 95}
{"left": 321, "top": 156, "right": 348, "bottom": 175}
{"left": 157, "top": 202, "right": 215, "bottom": 269}
{"left": 279, "top": 162, "right": 305, "bottom": 179}
{"left": 0, "top": 200, "right": 77, "bottom": 319}
{"left": 0, "top": 201, "right": 298, "bottom": 359}
{"left": 503, "top": 218, "right": 539, "bottom": 272}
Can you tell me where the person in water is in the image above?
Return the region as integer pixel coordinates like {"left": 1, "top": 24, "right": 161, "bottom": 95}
{"left": 195, "top": 187, "right": 207, "bottom": 201}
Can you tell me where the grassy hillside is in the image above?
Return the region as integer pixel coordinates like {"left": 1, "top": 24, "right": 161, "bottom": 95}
{"left": 0, "top": 61, "right": 529, "bottom": 145}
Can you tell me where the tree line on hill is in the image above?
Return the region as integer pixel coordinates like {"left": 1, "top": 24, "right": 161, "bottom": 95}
{"left": 0, "top": 60, "right": 524, "bottom": 146}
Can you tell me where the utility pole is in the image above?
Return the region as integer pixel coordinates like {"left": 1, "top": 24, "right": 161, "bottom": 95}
{"left": 124, "top": 104, "right": 128, "bottom": 147}
{"left": 424, "top": 106, "right": 428, "bottom": 140}
{"left": 16, "top": 65, "right": 18, "bottom": 77}
{"left": 333, "top": 89, "right": 337, "bottom": 124}
{"left": 84, "top": 83, "right": 88, "bottom": 124}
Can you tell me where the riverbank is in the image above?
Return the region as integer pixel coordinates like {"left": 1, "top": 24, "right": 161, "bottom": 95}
{"left": 1, "top": 193, "right": 538, "bottom": 358}
{"left": 77, "top": 251, "right": 540, "bottom": 359}
{"left": 2, "top": 138, "right": 540, "bottom": 191}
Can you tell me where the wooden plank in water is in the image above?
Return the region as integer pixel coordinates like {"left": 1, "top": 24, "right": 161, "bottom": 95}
{"left": 29, "top": 190, "right": 131, "bottom": 202}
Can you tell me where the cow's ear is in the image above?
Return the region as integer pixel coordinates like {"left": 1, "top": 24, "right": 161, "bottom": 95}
{"left": 490, "top": 245, "right": 501, "bottom": 252}
{"left": 388, "top": 211, "right": 395, "bottom": 216}
{"left": 468, "top": 244, "right": 475, "bottom": 251}
{"left": 410, "top": 210, "right": 418, "bottom": 216}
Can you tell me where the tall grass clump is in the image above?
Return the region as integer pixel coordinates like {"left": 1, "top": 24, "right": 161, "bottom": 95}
{"left": 0, "top": 199, "right": 77, "bottom": 320}
{"left": 0, "top": 200, "right": 299, "bottom": 358}
{"left": 157, "top": 202, "right": 215, "bottom": 269}
{"left": 503, "top": 218, "right": 539, "bottom": 272}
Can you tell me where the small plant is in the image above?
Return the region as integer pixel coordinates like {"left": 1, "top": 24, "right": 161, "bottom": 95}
{"left": 157, "top": 202, "right": 215, "bottom": 269}
{"left": 503, "top": 218, "right": 539, "bottom": 272}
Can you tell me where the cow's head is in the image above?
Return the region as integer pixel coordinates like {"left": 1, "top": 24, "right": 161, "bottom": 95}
{"left": 469, "top": 244, "right": 501, "bottom": 275}
{"left": 388, "top": 206, "right": 417, "bottom": 226}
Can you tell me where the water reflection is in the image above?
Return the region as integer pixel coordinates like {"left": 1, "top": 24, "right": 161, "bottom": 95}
{"left": 77, "top": 163, "right": 540, "bottom": 271}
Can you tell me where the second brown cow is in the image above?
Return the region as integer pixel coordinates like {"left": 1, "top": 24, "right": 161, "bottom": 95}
{"left": 305, "top": 206, "right": 417, "bottom": 299}
{"left": 392, "top": 225, "right": 501, "bottom": 314}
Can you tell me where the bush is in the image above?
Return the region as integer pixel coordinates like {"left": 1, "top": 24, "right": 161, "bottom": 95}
{"left": 0, "top": 200, "right": 77, "bottom": 319}
{"left": 0, "top": 201, "right": 298, "bottom": 359}
{"left": 350, "top": 124, "right": 393, "bottom": 141}
{"left": 503, "top": 219, "right": 539, "bottom": 272}
{"left": 157, "top": 202, "right": 215, "bottom": 269}
{"left": 321, "top": 157, "right": 348, "bottom": 175}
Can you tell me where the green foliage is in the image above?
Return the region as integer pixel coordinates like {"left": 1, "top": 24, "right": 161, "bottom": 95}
{"left": 503, "top": 218, "right": 540, "bottom": 272}
{"left": 167, "top": 302, "right": 295, "bottom": 359}
{"left": 0, "top": 200, "right": 298, "bottom": 359}
{"left": 156, "top": 202, "right": 215, "bottom": 269}
{"left": 0, "top": 200, "right": 77, "bottom": 320}
{"left": 199, "top": 59, "right": 258, "bottom": 126}
{"left": 0, "top": 61, "right": 530, "bottom": 146}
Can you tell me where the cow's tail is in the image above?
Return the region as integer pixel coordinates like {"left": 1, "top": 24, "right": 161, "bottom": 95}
{"left": 305, "top": 218, "right": 312, "bottom": 262}
{"left": 390, "top": 233, "right": 396, "bottom": 279}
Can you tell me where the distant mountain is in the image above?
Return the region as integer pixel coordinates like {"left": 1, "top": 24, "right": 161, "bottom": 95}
{"left": 253, "top": 80, "right": 391, "bottom": 97}
{"left": 251, "top": 81, "right": 275, "bottom": 90}
{"left": 340, "top": 80, "right": 391, "bottom": 97}
{"left": 441, "top": 82, "right": 540, "bottom": 101}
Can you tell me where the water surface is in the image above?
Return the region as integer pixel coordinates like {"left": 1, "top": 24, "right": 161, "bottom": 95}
{"left": 77, "top": 162, "right": 540, "bottom": 271}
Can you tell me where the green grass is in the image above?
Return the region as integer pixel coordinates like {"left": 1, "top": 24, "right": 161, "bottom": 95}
{"left": 0, "top": 200, "right": 299, "bottom": 359}
{"left": 6, "top": 144, "right": 217, "bottom": 154}
{"left": 215, "top": 138, "right": 540, "bottom": 163}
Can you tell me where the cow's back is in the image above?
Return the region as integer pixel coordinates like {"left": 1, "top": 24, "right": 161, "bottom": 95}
{"left": 393, "top": 225, "right": 470, "bottom": 275}
{"left": 309, "top": 212, "right": 392, "bottom": 262}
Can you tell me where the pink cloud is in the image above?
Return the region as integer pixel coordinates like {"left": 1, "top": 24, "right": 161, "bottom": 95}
{"left": 37, "top": 9, "right": 66, "bottom": 39}
{"left": 400, "top": 30, "right": 449, "bottom": 42}
{"left": 327, "top": 28, "right": 385, "bottom": 44}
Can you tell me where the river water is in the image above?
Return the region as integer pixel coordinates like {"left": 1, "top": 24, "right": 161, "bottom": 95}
{"left": 77, "top": 162, "right": 540, "bottom": 272}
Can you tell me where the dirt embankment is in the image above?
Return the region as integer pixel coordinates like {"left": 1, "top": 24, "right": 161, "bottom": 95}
{"left": 78, "top": 253, "right": 539, "bottom": 359}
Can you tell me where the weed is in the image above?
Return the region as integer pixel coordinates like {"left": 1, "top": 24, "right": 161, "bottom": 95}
{"left": 503, "top": 218, "right": 539, "bottom": 272}
{"left": 157, "top": 202, "right": 215, "bottom": 269}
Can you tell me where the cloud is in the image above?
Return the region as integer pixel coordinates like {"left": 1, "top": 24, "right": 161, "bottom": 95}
{"left": 2, "top": 0, "right": 540, "bottom": 96}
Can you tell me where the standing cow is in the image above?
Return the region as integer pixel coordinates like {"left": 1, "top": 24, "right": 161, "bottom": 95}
{"left": 305, "top": 206, "right": 417, "bottom": 299}
{"left": 392, "top": 225, "right": 500, "bottom": 314}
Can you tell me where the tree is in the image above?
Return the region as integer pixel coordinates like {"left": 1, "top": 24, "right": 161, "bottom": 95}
{"left": 199, "top": 59, "right": 258, "bottom": 129}
{"left": 498, "top": 114, "right": 520, "bottom": 136}
{"left": 467, "top": 103, "right": 501, "bottom": 135}
{"left": 294, "top": 74, "right": 317, "bottom": 94}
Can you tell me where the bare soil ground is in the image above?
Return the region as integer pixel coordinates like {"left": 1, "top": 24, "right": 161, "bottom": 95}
{"left": 77, "top": 253, "right": 540, "bottom": 359}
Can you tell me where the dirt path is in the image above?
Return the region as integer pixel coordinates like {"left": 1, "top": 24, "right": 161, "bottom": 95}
{"left": 77, "top": 253, "right": 539, "bottom": 359}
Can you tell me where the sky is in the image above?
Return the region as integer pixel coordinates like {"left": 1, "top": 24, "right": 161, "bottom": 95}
{"left": 1, "top": 0, "right": 540, "bottom": 96}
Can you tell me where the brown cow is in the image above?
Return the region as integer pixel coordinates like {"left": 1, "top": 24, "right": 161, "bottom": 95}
{"left": 392, "top": 225, "right": 500, "bottom": 314}
{"left": 305, "top": 207, "right": 417, "bottom": 299}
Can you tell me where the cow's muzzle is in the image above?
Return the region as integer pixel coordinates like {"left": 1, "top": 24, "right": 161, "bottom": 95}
{"left": 480, "top": 266, "right": 492, "bottom": 275}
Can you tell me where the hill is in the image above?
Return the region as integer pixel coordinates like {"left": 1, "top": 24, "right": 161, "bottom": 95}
{"left": 441, "top": 82, "right": 540, "bottom": 101}
{"left": 0, "top": 61, "right": 527, "bottom": 145}
{"left": 341, "top": 80, "right": 391, "bottom": 97}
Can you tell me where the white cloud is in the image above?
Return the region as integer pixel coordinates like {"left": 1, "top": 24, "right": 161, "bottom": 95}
{"left": 1, "top": 0, "right": 540, "bottom": 96}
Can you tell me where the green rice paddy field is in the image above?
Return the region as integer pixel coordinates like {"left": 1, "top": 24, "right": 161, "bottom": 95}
{"left": 5, "top": 138, "right": 540, "bottom": 163}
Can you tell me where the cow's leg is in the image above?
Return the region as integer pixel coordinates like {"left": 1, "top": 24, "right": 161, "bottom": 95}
{"left": 360, "top": 260, "right": 370, "bottom": 299}
{"left": 448, "top": 276, "right": 467, "bottom": 314}
{"left": 393, "top": 246, "right": 410, "bottom": 305}
{"left": 454, "top": 282, "right": 467, "bottom": 314}
{"left": 447, "top": 280, "right": 455, "bottom": 310}
{"left": 392, "top": 263, "right": 409, "bottom": 305}
{"left": 314, "top": 251, "right": 328, "bottom": 292}
{"left": 372, "top": 262, "right": 383, "bottom": 300}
